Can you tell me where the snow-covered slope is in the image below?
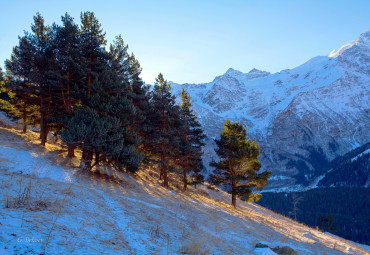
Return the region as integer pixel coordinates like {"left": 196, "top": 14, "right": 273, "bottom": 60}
{"left": 0, "top": 126, "right": 369, "bottom": 254}
{"left": 170, "top": 30, "right": 370, "bottom": 189}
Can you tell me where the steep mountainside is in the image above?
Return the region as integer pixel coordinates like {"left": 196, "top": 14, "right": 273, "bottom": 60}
{"left": 171, "top": 31, "right": 370, "bottom": 189}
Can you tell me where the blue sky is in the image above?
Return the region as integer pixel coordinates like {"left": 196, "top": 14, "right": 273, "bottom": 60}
{"left": 0, "top": 0, "right": 369, "bottom": 84}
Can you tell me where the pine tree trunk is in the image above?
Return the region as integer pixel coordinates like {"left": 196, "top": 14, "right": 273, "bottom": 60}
{"left": 159, "top": 171, "right": 163, "bottom": 180}
{"left": 183, "top": 170, "right": 187, "bottom": 191}
{"left": 87, "top": 75, "right": 91, "bottom": 95}
{"left": 22, "top": 112, "right": 27, "bottom": 134}
{"left": 163, "top": 169, "right": 169, "bottom": 189}
{"left": 161, "top": 149, "right": 169, "bottom": 188}
{"left": 231, "top": 180, "right": 236, "bottom": 208}
{"left": 87, "top": 151, "right": 93, "bottom": 169}
{"left": 40, "top": 98, "right": 44, "bottom": 142}
{"left": 65, "top": 72, "right": 74, "bottom": 159}
{"left": 40, "top": 96, "right": 49, "bottom": 146}
{"left": 182, "top": 151, "right": 190, "bottom": 191}
{"left": 23, "top": 122, "right": 27, "bottom": 134}
{"left": 40, "top": 116, "right": 47, "bottom": 145}
{"left": 42, "top": 125, "right": 49, "bottom": 146}
{"left": 67, "top": 145, "right": 75, "bottom": 158}
{"left": 95, "top": 152, "right": 100, "bottom": 166}
{"left": 81, "top": 148, "right": 87, "bottom": 167}
{"left": 66, "top": 72, "right": 71, "bottom": 113}
{"left": 80, "top": 149, "right": 93, "bottom": 170}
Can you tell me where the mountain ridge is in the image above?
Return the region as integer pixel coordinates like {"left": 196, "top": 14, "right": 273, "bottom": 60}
{"left": 170, "top": 30, "right": 370, "bottom": 189}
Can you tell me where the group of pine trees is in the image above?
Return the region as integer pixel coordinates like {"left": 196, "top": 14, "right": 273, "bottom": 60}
{"left": 2, "top": 12, "right": 204, "bottom": 191}
{"left": 1, "top": 12, "right": 270, "bottom": 208}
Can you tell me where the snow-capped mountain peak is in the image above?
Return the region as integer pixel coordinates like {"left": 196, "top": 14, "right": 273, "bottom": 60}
{"left": 224, "top": 67, "right": 243, "bottom": 77}
{"left": 223, "top": 67, "right": 270, "bottom": 80}
{"left": 246, "top": 68, "right": 270, "bottom": 79}
{"left": 355, "top": 29, "right": 370, "bottom": 46}
{"left": 328, "top": 29, "right": 370, "bottom": 58}
{"left": 328, "top": 41, "right": 356, "bottom": 58}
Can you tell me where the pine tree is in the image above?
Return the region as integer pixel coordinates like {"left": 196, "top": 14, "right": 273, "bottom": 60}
{"left": 146, "top": 74, "right": 181, "bottom": 188}
{"left": 126, "top": 54, "right": 152, "bottom": 160}
{"left": 5, "top": 12, "right": 55, "bottom": 140}
{"left": 77, "top": 11, "right": 110, "bottom": 163}
{"left": 2, "top": 72, "right": 40, "bottom": 132}
{"left": 0, "top": 67, "right": 12, "bottom": 112}
{"left": 61, "top": 69, "right": 141, "bottom": 171}
{"left": 178, "top": 89, "right": 205, "bottom": 190}
{"left": 109, "top": 35, "right": 130, "bottom": 81}
{"left": 28, "top": 12, "right": 54, "bottom": 145}
{"left": 0, "top": 68, "right": 18, "bottom": 118}
{"left": 5, "top": 36, "right": 40, "bottom": 133}
{"left": 79, "top": 11, "right": 108, "bottom": 93}
{"left": 210, "top": 120, "right": 271, "bottom": 208}
{"left": 109, "top": 36, "right": 151, "bottom": 153}
{"left": 49, "top": 13, "right": 84, "bottom": 157}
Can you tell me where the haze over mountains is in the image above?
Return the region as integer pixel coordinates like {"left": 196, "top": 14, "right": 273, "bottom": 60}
{"left": 170, "top": 30, "right": 370, "bottom": 190}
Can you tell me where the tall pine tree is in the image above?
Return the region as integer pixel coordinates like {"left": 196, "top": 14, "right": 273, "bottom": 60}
{"left": 146, "top": 74, "right": 181, "bottom": 188}
{"left": 78, "top": 11, "right": 110, "bottom": 163}
{"left": 79, "top": 11, "right": 108, "bottom": 93}
{"left": 178, "top": 89, "right": 205, "bottom": 190}
{"left": 28, "top": 12, "right": 54, "bottom": 145}
{"left": 49, "top": 13, "right": 84, "bottom": 157}
{"left": 109, "top": 36, "right": 151, "bottom": 156}
{"left": 210, "top": 120, "right": 271, "bottom": 208}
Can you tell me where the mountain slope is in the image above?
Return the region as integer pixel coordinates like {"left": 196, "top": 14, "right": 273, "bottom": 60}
{"left": 317, "top": 142, "right": 370, "bottom": 187}
{"left": 170, "top": 30, "right": 370, "bottom": 189}
{"left": 0, "top": 125, "right": 369, "bottom": 254}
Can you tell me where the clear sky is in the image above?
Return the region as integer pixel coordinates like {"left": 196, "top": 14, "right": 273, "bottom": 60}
{"left": 0, "top": 0, "right": 369, "bottom": 84}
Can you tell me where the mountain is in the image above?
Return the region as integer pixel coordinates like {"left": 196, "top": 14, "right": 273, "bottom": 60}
{"left": 170, "top": 30, "right": 370, "bottom": 190}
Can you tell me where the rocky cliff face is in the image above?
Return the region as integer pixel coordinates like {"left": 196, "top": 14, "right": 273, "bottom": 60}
{"left": 170, "top": 31, "right": 370, "bottom": 189}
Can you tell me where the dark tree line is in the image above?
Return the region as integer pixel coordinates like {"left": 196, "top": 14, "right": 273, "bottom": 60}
{"left": 257, "top": 188, "right": 370, "bottom": 245}
{"left": 1, "top": 12, "right": 270, "bottom": 204}
{"left": 318, "top": 143, "right": 370, "bottom": 188}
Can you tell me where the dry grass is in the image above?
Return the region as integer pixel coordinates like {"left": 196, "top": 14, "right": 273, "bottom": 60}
{"left": 178, "top": 233, "right": 219, "bottom": 255}
{"left": 2, "top": 172, "right": 50, "bottom": 212}
{"left": 43, "top": 183, "right": 73, "bottom": 250}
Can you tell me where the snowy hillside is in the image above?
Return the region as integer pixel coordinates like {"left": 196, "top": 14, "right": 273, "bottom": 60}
{"left": 0, "top": 124, "right": 369, "bottom": 254}
{"left": 170, "top": 30, "right": 370, "bottom": 189}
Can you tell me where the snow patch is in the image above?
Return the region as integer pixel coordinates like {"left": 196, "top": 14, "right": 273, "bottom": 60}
{"left": 254, "top": 247, "right": 277, "bottom": 254}
{"left": 351, "top": 148, "right": 370, "bottom": 162}
{"left": 0, "top": 145, "right": 77, "bottom": 183}
{"left": 328, "top": 41, "right": 356, "bottom": 58}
